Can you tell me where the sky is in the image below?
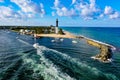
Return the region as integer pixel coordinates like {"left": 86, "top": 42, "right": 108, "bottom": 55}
{"left": 0, "top": 0, "right": 120, "bottom": 27}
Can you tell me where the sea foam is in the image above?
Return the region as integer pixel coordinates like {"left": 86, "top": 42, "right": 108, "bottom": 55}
{"left": 36, "top": 45, "right": 119, "bottom": 80}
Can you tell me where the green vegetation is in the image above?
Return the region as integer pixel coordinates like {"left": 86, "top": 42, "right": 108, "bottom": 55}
{"left": 0, "top": 26, "right": 64, "bottom": 35}
{"left": 0, "top": 26, "right": 12, "bottom": 29}
{"left": 11, "top": 26, "right": 52, "bottom": 34}
{"left": 58, "top": 28, "right": 64, "bottom": 35}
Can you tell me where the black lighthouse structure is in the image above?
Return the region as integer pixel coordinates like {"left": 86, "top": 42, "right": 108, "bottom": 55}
{"left": 56, "top": 18, "right": 58, "bottom": 27}
{"left": 55, "top": 18, "right": 59, "bottom": 34}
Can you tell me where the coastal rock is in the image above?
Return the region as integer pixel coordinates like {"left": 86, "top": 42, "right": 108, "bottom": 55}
{"left": 94, "top": 45, "right": 113, "bottom": 62}
{"left": 87, "top": 39, "right": 113, "bottom": 63}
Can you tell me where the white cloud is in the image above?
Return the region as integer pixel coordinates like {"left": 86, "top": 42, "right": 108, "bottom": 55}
{"left": 54, "top": 0, "right": 60, "bottom": 7}
{"left": 104, "top": 6, "right": 120, "bottom": 19}
{"left": 109, "top": 12, "right": 120, "bottom": 19}
{"left": 0, "top": 0, "right": 4, "bottom": 2}
{"left": 78, "top": 0, "right": 101, "bottom": 19}
{"left": 72, "top": 0, "right": 76, "bottom": 4}
{"left": 0, "top": 6, "right": 22, "bottom": 20}
{"left": 27, "top": 13, "right": 34, "bottom": 18}
{"left": 99, "top": 14, "right": 104, "bottom": 18}
{"left": 53, "top": 0, "right": 77, "bottom": 17}
{"left": 40, "top": 3, "right": 45, "bottom": 17}
{"left": 59, "top": 7, "right": 76, "bottom": 16}
{"left": 90, "top": 0, "right": 95, "bottom": 8}
{"left": 52, "top": 12, "right": 55, "bottom": 16}
{"left": 0, "top": 5, "right": 39, "bottom": 20}
{"left": 52, "top": 0, "right": 101, "bottom": 19}
{"left": 104, "top": 6, "right": 113, "bottom": 15}
{"left": 52, "top": 0, "right": 120, "bottom": 20}
{"left": 0, "top": 0, "right": 45, "bottom": 20}
{"left": 56, "top": 8, "right": 63, "bottom": 16}
{"left": 11, "top": 0, "right": 45, "bottom": 17}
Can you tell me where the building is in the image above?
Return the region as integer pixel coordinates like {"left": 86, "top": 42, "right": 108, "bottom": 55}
{"left": 55, "top": 18, "right": 59, "bottom": 34}
{"left": 19, "top": 29, "right": 25, "bottom": 35}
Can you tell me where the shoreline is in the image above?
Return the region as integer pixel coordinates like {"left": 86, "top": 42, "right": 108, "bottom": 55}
{"left": 33, "top": 30, "right": 116, "bottom": 63}
{"left": 13, "top": 29, "right": 116, "bottom": 63}
{"left": 35, "top": 31, "right": 77, "bottom": 39}
{"left": 34, "top": 31, "right": 116, "bottom": 50}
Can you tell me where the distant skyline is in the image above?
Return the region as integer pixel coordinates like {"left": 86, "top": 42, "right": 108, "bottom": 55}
{"left": 0, "top": 0, "right": 120, "bottom": 27}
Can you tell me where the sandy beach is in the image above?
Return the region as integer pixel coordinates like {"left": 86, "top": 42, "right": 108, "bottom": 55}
{"left": 35, "top": 31, "right": 115, "bottom": 49}
{"left": 35, "top": 31, "right": 77, "bottom": 39}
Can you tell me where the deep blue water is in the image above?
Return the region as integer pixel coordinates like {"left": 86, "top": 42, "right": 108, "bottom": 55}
{"left": 0, "top": 27, "right": 120, "bottom": 80}
{"left": 62, "top": 27, "right": 120, "bottom": 48}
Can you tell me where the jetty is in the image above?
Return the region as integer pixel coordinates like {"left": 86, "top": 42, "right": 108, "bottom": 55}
{"left": 85, "top": 37, "right": 116, "bottom": 63}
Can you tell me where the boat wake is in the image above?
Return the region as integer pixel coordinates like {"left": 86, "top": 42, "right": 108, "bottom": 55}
{"left": 33, "top": 43, "right": 39, "bottom": 49}
{"left": 16, "top": 39, "right": 75, "bottom": 80}
{"left": 13, "top": 37, "right": 119, "bottom": 80}
{"left": 17, "top": 38, "right": 32, "bottom": 46}
{"left": 33, "top": 45, "right": 75, "bottom": 80}
{"left": 35, "top": 45, "right": 119, "bottom": 80}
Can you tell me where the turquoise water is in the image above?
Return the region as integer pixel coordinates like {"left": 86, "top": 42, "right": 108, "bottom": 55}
{"left": 62, "top": 27, "right": 120, "bottom": 48}
{"left": 0, "top": 28, "right": 120, "bottom": 80}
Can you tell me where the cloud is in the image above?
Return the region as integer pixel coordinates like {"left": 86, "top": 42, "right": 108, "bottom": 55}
{"left": 0, "top": 5, "right": 40, "bottom": 21}
{"left": 0, "top": 0, "right": 4, "bottom": 2}
{"left": 109, "top": 12, "right": 120, "bottom": 19}
{"left": 52, "top": 0, "right": 120, "bottom": 20}
{"left": 76, "top": 0, "right": 101, "bottom": 19}
{"left": 104, "top": 6, "right": 120, "bottom": 19}
{"left": 99, "top": 14, "right": 104, "bottom": 18}
{"left": 72, "top": 0, "right": 76, "bottom": 4}
{"left": 104, "top": 6, "right": 113, "bottom": 15}
{"left": 52, "top": 11, "right": 55, "bottom": 16}
{"left": 11, "top": 0, "right": 45, "bottom": 17}
{"left": 53, "top": 0, "right": 77, "bottom": 17}
{"left": 0, "top": 6, "right": 23, "bottom": 20}
{"left": 40, "top": 3, "right": 45, "bottom": 17}
{"left": 56, "top": 7, "right": 76, "bottom": 16}
{"left": 0, "top": 0, "right": 45, "bottom": 21}
{"left": 52, "top": 0, "right": 102, "bottom": 19}
{"left": 54, "top": 0, "right": 60, "bottom": 7}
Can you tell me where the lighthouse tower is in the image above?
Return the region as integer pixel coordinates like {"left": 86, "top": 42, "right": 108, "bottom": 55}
{"left": 55, "top": 19, "right": 59, "bottom": 34}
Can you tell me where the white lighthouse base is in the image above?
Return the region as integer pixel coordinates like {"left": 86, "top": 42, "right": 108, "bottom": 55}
{"left": 55, "top": 27, "right": 58, "bottom": 34}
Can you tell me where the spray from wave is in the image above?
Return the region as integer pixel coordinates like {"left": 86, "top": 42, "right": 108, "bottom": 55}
{"left": 16, "top": 38, "right": 75, "bottom": 79}
{"left": 22, "top": 46, "right": 76, "bottom": 80}
{"left": 36, "top": 45, "right": 119, "bottom": 80}
{"left": 16, "top": 38, "right": 119, "bottom": 80}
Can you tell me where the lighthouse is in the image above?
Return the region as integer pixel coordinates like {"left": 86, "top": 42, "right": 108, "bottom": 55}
{"left": 55, "top": 19, "right": 59, "bottom": 34}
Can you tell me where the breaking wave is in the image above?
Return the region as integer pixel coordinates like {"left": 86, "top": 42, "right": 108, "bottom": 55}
{"left": 11, "top": 38, "right": 119, "bottom": 80}
{"left": 36, "top": 45, "right": 119, "bottom": 80}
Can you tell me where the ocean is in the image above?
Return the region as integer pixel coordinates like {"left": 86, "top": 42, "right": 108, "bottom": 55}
{"left": 0, "top": 27, "right": 120, "bottom": 80}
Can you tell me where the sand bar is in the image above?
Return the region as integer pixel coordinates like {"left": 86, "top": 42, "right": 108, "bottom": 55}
{"left": 35, "top": 31, "right": 77, "bottom": 39}
{"left": 35, "top": 31, "right": 115, "bottom": 50}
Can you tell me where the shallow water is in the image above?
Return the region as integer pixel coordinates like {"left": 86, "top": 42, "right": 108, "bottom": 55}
{"left": 0, "top": 29, "right": 120, "bottom": 80}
